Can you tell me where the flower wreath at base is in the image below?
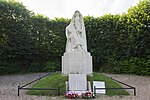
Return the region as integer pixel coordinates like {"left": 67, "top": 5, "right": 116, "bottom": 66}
{"left": 82, "top": 91, "right": 94, "bottom": 99}
{"left": 64, "top": 92, "right": 78, "bottom": 99}
{"left": 65, "top": 91, "right": 95, "bottom": 99}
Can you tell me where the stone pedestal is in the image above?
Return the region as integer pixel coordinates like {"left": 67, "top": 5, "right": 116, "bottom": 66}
{"left": 62, "top": 51, "right": 92, "bottom": 75}
{"left": 69, "top": 74, "right": 87, "bottom": 91}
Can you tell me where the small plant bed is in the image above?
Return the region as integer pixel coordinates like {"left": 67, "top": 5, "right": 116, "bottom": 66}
{"left": 27, "top": 72, "right": 129, "bottom": 96}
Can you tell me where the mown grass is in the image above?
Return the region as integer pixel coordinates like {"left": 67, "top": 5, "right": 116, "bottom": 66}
{"left": 27, "top": 72, "right": 129, "bottom": 96}
{"left": 27, "top": 73, "right": 68, "bottom": 96}
{"left": 88, "top": 73, "right": 129, "bottom": 96}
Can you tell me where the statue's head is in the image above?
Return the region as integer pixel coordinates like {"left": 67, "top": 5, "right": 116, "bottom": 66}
{"left": 70, "top": 10, "right": 84, "bottom": 27}
{"left": 75, "top": 10, "right": 80, "bottom": 14}
{"left": 72, "top": 10, "right": 82, "bottom": 19}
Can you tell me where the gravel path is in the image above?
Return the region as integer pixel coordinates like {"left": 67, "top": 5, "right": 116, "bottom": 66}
{"left": 0, "top": 73, "right": 51, "bottom": 100}
{"left": 0, "top": 73, "right": 150, "bottom": 100}
{"left": 103, "top": 73, "right": 150, "bottom": 100}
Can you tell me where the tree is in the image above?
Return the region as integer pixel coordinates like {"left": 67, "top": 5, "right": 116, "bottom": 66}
{"left": 127, "top": 0, "right": 150, "bottom": 58}
{"left": 0, "top": 0, "right": 33, "bottom": 74}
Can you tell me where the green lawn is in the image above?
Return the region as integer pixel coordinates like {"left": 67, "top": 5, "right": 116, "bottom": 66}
{"left": 88, "top": 73, "right": 129, "bottom": 96}
{"left": 27, "top": 72, "right": 129, "bottom": 96}
{"left": 27, "top": 73, "right": 68, "bottom": 96}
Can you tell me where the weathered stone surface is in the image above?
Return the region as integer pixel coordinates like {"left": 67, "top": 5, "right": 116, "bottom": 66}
{"left": 69, "top": 74, "right": 87, "bottom": 91}
{"left": 65, "top": 11, "right": 87, "bottom": 52}
{"left": 62, "top": 51, "right": 92, "bottom": 75}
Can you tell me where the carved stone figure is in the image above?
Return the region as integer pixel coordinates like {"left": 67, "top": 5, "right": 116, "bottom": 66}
{"left": 65, "top": 11, "right": 87, "bottom": 52}
{"left": 62, "top": 11, "right": 92, "bottom": 75}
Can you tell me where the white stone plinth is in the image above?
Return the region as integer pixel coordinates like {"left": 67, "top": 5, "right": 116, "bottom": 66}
{"left": 69, "top": 74, "right": 87, "bottom": 91}
{"left": 62, "top": 51, "right": 92, "bottom": 75}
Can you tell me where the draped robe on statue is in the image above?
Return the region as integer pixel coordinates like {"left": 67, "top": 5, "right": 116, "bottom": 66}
{"left": 65, "top": 11, "right": 87, "bottom": 52}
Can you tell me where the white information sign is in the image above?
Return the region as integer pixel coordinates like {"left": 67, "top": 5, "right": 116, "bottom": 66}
{"left": 93, "top": 81, "right": 106, "bottom": 94}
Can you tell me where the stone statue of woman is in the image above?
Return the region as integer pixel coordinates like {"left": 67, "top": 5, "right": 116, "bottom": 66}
{"left": 65, "top": 11, "right": 87, "bottom": 52}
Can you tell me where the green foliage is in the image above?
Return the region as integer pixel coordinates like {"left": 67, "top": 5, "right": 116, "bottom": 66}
{"left": 0, "top": 61, "right": 21, "bottom": 75}
{"left": 122, "top": 58, "right": 150, "bottom": 75}
{"left": 127, "top": 0, "right": 150, "bottom": 58}
{"left": 28, "top": 61, "right": 45, "bottom": 72}
{"left": 44, "top": 61, "right": 60, "bottom": 72}
{"left": 100, "top": 57, "right": 150, "bottom": 75}
{"left": 0, "top": 0, "right": 33, "bottom": 74}
{"left": 89, "top": 0, "right": 150, "bottom": 75}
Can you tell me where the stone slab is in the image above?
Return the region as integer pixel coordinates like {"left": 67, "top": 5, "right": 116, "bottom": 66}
{"left": 69, "top": 74, "right": 87, "bottom": 91}
{"left": 88, "top": 81, "right": 92, "bottom": 92}
{"left": 93, "top": 81, "right": 106, "bottom": 94}
{"left": 62, "top": 51, "right": 92, "bottom": 75}
{"left": 67, "top": 91, "right": 88, "bottom": 96}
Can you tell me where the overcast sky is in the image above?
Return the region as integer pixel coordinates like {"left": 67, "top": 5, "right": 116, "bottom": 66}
{"left": 19, "top": 0, "right": 139, "bottom": 19}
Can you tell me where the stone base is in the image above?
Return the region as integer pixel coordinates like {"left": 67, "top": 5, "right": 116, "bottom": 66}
{"left": 62, "top": 51, "right": 92, "bottom": 75}
{"left": 69, "top": 74, "right": 87, "bottom": 91}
